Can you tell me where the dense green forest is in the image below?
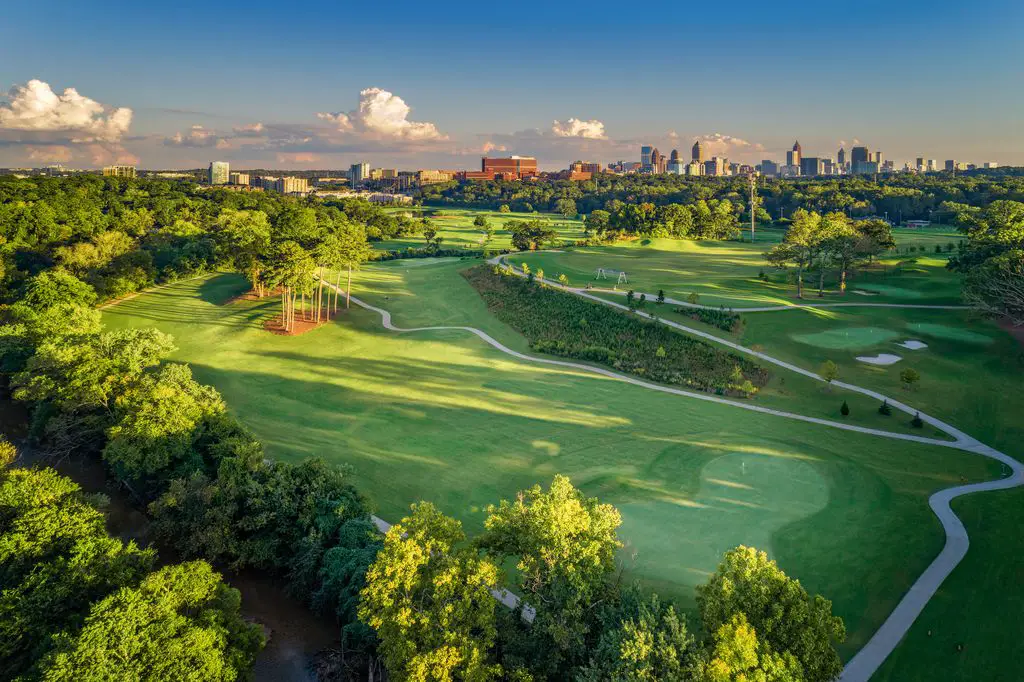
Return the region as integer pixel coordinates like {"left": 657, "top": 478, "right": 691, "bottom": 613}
{"left": 420, "top": 169, "right": 1024, "bottom": 223}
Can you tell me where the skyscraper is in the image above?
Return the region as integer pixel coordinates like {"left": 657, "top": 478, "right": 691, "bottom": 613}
{"left": 667, "top": 149, "right": 684, "bottom": 174}
{"left": 208, "top": 161, "right": 229, "bottom": 185}
{"left": 640, "top": 145, "right": 654, "bottom": 171}
{"left": 837, "top": 147, "right": 846, "bottom": 167}
{"left": 850, "top": 146, "right": 871, "bottom": 173}
{"left": 692, "top": 140, "right": 705, "bottom": 163}
{"left": 786, "top": 140, "right": 802, "bottom": 168}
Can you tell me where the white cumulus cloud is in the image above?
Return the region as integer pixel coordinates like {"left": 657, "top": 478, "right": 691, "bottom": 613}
{"left": 317, "top": 87, "right": 446, "bottom": 141}
{"left": 0, "top": 79, "right": 132, "bottom": 142}
{"left": 551, "top": 117, "right": 606, "bottom": 139}
{"left": 694, "top": 132, "right": 765, "bottom": 157}
{"left": 165, "top": 125, "right": 230, "bottom": 149}
{"left": 233, "top": 122, "right": 265, "bottom": 136}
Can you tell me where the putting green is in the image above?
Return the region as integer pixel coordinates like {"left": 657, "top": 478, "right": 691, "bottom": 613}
{"left": 906, "top": 323, "right": 994, "bottom": 345}
{"left": 617, "top": 452, "right": 828, "bottom": 594}
{"left": 791, "top": 327, "right": 901, "bottom": 350}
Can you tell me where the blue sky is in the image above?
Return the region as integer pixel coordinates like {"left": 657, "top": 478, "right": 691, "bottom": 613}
{"left": 1, "top": 0, "right": 1021, "bottom": 169}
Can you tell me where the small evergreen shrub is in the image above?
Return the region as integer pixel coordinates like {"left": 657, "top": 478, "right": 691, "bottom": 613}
{"left": 840, "top": 401, "right": 850, "bottom": 416}
{"left": 911, "top": 412, "right": 924, "bottom": 428}
{"left": 878, "top": 400, "right": 892, "bottom": 416}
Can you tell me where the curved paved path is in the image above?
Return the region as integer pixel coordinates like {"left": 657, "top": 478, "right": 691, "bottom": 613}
{"left": 324, "top": 274, "right": 1022, "bottom": 682}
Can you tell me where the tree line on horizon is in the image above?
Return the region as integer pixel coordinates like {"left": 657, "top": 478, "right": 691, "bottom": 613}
{"left": 419, "top": 168, "right": 1024, "bottom": 224}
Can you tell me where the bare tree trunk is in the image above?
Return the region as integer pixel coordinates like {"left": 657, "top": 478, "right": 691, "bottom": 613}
{"left": 797, "top": 267, "right": 804, "bottom": 299}
{"left": 346, "top": 265, "right": 352, "bottom": 309}
{"left": 840, "top": 266, "right": 847, "bottom": 294}
{"left": 317, "top": 267, "right": 324, "bottom": 322}
{"left": 335, "top": 270, "right": 342, "bottom": 312}
{"left": 818, "top": 268, "right": 825, "bottom": 297}
{"left": 282, "top": 290, "right": 287, "bottom": 329}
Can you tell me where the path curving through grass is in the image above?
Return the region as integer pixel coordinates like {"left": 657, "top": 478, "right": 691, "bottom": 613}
{"left": 325, "top": 268, "right": 1022, "bottom": 682}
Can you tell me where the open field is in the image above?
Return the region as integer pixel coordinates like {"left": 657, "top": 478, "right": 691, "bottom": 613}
{"left": 101, "top": 263, "right": 1005, "bottom": 659}
{"left": 374, "top": 207, "right": 585, "bottom": 251}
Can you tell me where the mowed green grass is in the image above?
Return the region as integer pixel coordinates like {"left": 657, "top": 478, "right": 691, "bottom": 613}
{"left": 873, "top": 486, "right": 1024, "bottom": 682}
{"left": 508, "top": 237, "right": 962, "bottom": 309}
{"left": 374, "top": 207, "right": 585, "bottom": 251}
{"left": 101, "top": 265, "right": 1002, "bottom": 659}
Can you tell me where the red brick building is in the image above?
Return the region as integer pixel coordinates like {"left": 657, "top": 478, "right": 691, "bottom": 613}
{"left": 482, "top": 155, "right": 538, "bottom": 179}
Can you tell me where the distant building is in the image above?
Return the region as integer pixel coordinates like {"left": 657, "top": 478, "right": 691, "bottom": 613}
{"left": 314, "top": 176, "right": 350, "bottom": 186}
{"left": 276, "top": 176, "right": 310, "bottom": 194}
{"left": 800, "top": 157, "right": 823, "bottom": 177}
{"left": 703, "top": 157, "right": 727, "bottom": 177}
{"left": 667, "top": 150, "right": 684, "bottom": 174}
{"left": 416, "top": 169, "right": 454, "bottom": 185}
{"left": 851, "top": 146, "right": 874, "bottom": 174}
{"left": 208, "top": 161, "right": 230, "bottom": 185}
{"left": 944, "top": 160, "right": 956, "bottom": 171}
{"left": 229, "top": 172, "right": 250, "bottom": 186}
{"left": 926, "top": 159, "right": 937, "bottom": 171}
{"left": 350, "top": 162, "right": 370, "bottom": 187}
{"left": 915, "top": 157, "right": 925, "bottom": 172}
{"left": 640, "top": 145, "right": 654, "bottom": 171}
{"left": 103, "top": 165, "right": 137, "bottom": 178}
{"left": 692, "top": 140, "right": 705, "bottom": 164}
{"left": 786, "top": 140, "right": 802, "bottom": 170}
{"left": 837, "top": 147, "right": 846, "bottom": 168}
{"left": 759, "top": 160, "right": 779, "bottom": 176}
{"left": 481, "top": 156, "right": 537, "bottom": 179}
{"left": 983, "top": 161, "right": 999, "bottom": 169}
{"left": 872, "top": 151, "right": 884, "bottom": 165}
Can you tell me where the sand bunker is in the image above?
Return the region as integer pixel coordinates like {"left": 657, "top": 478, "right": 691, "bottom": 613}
{"left": 898, "top": 340, "right": 928, "bottom": 350}
{"left": 856, "top": 353, "right": 903, "bottom": 365}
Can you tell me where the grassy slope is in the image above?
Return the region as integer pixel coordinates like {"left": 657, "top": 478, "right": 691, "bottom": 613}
{"left": 374, "top": 208, "right": 585, "bottom": 252}
{"left": 101, "top": 264, "right": 1000, "bottom": 659}
{"left": 508, "top": 233, "right": 963, "bottom": 309}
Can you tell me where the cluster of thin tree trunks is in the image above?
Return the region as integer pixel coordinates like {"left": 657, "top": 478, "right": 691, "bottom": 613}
{"left": 278, "top": 266, "right": 353, "bottom": 332}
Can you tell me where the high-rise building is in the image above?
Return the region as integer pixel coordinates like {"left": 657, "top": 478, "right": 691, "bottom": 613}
{"left": 983, "top": 162, "right": 999, "bottom": 169}
{"left": 759, "top": 160, "right": 779, "bottom": 177}
{"left": 102, "top": 165, "right": 136, "bottom": 178}
{"left": 667, "top": 149, "right": 684, "bottom": 174}
{"left": 691, "top": 140, "right": 705, "bottom": 163}
{"left": 651, "top": 148, "right": 666, "bottom": 174}
{"left": 703, "top": 157, "right": 727, "bottom": 177}
{"left": 786, "top": 140, "right": 802, "bottom": 169}
{"left": 208, "top": 161, "right": 230, "bottom": 185}
{"left": 640, "top": 145, "right": 654, "bottom": 171}
{"left": 350, "top": 162, "right": 370, "bottom": 187}
{"left": 926, "top": 159, "right": 937, "bottom": 172}
{"left": 915, "top": 157, "right": 925, "bottom": 172}
{"left": 872, "top": 151, "right": 884, "bottom": 165}
{"left": 837, "top": 147, "right": 846, "bottom": 168}
{"left": 851, "top": 146, "right": 872, "bottom": 174}
{"left": 944, "top": 160, "right": 956, "bottom": 171}
{"left": 229, "top": 172, "right": 250, "bottom": 185}
{"left": 800, "top": 157, "right": 823, "bottom": 177}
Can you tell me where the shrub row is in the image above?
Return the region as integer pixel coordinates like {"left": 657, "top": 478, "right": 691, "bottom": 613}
{"left": 676, "top": 306, "right": 743, "bottom": 332}
{"left": 463, "top": 266, "right": 769, "bottom": 396}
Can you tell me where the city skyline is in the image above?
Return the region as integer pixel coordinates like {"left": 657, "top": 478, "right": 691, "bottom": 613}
{"left": 1, "top": 0, "right": 1021, "bottom": 170}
